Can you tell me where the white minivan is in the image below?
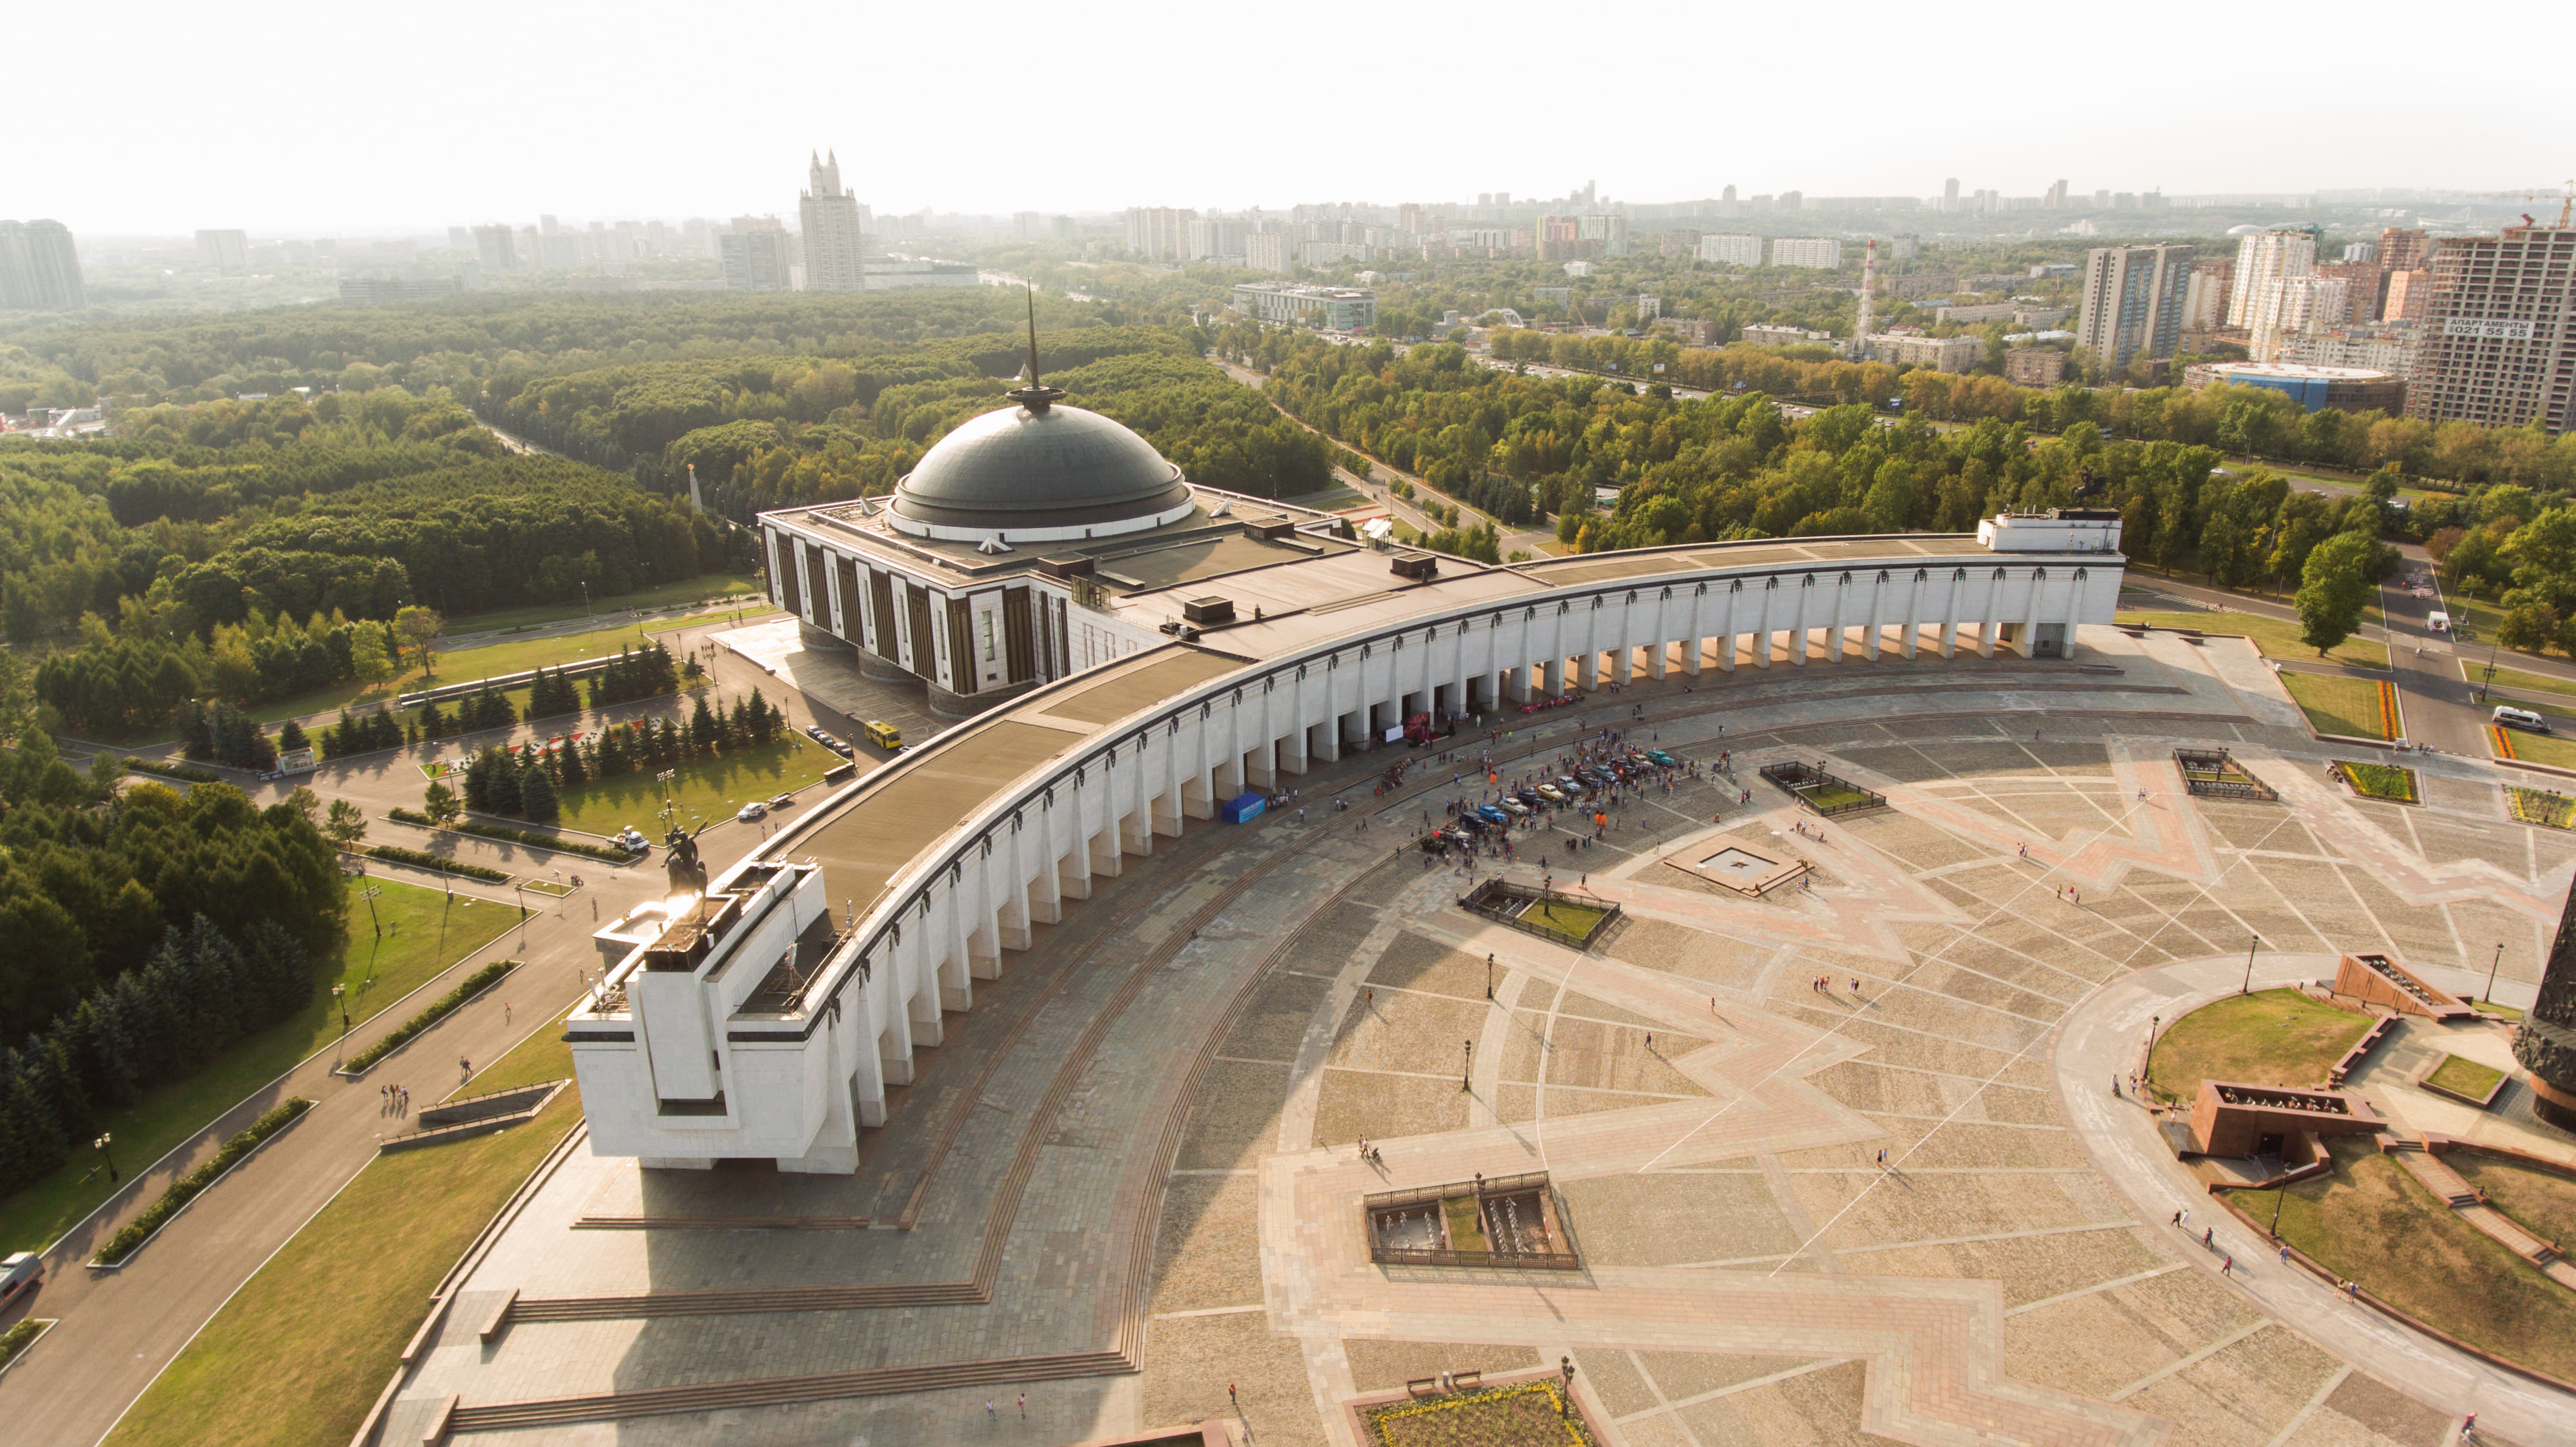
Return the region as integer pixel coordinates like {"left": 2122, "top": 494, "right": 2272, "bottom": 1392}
{"left": 2493, "top": 705, "right": 2551, "bottom": 733}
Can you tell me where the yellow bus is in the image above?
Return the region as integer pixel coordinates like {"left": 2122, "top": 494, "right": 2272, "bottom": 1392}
{"left": 861, "top": 719, "right": 903, "bottom": 751}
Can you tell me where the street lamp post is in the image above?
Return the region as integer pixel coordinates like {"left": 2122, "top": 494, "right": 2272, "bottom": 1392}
{"left": 2486, "top": 942, "right": 2506, "bottom": 1004}
{"left": 332, "top": 982, "right": 348, "bottom": 1038}
{"left": 1462, "top": 1038, "right": 1473, "bottom": 1091}
{"left": 359, "top": 884, "right": 383, "bottom": 939}
{"left": 2241, "top": 934, "right": 2261, "bottom": 995}
{"left": 1486, "top": 952, "right": 1494, "bottom": 1000}
{"left": 95, "top": 1131, "right": 116, "bottom": 1183}
{"left": 2271, "top": 1177, "right": 2289, "bottom": 1239}
{"left": 1560, "top": 1356, "right": 1576, "bottom": 1417}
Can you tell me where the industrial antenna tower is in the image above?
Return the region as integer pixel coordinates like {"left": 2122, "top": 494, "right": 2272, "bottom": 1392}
{"left": 1852, "top": 239, "right": 1878, "bottom": 359}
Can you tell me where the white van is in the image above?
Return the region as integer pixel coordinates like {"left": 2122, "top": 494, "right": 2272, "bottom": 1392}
{"left": 2493, "top": 705, "right": 2551, "bottom": 733}
{"left": 0, "top": 1250, "right": 39, "bottom": 1308}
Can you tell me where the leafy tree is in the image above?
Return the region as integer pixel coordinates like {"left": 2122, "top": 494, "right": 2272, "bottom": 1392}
{"left": 422, "top": 780, "right": 461, "bottom": 825}
{"left": 323, "top": 798, "right": 368, "bottom": 849}
{"left": 394, "top": 606, "right": 443, "bottom": 678}
{"left": 2294, "top": 532, "right": 2375, "bottom": 657}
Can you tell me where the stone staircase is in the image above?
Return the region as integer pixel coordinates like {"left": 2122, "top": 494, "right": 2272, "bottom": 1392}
{"left": 2390, "top": 1144, "right": 2576, "bottom": 1287}
{"left": 414, "top": 838, "right": 1344, "bottom": 1441}
{"left": 443, "top": 1348, "right": 1134, "bottom": 1435}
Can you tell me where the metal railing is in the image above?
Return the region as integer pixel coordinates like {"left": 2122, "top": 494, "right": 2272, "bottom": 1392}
{"left": 1457, "top": 881, "right": 1622, "bottom": 950}
{"left": 1758, "top": 760, "right": 1887, "bottom": 816}
{"left": 2174, "top": 747, "right": 2278, "bottom": 802}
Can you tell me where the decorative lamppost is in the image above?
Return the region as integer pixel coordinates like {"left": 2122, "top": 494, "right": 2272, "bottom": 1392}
{"left": 2240, "top": 934, "right": 2261, "bottom": 995}
{"left": 95, "top": 1132, "right": 116, "bottom": 1184}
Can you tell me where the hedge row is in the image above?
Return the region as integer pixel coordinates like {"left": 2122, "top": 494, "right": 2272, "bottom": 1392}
{"left": 344, "top": 960, "right": 517, "bottom": 1074}
{"left": 357, "top": 843, "right": 510, "bottom": 882}
{"left": 122, "top": 755, "right": 223, "bottom": 784}
{"left": 92, "top": 1098, "right": 313, "bottom": 1266}
{"left": 0, "top": 1319, "right": 41, "bottom": 1370}
{"left": 386, "top": 808, "right": 634, "bottom": 863}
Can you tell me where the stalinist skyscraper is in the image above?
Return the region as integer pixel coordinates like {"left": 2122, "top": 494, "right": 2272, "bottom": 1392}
{"left": 798, "top": 150, "right": 869, "bottom": 292}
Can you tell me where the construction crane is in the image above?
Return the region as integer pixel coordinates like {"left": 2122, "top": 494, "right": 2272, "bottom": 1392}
{"left": 2464, "top": 180, "right": 2572, "bottom": 228}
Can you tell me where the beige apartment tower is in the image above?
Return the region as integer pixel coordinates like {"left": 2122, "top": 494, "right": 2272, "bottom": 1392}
{"left": 2074, "top": 244, "right": 2193, "bottom": 372}
{"left": 2406, "top": 225, "right": 2576, "bottom": 435}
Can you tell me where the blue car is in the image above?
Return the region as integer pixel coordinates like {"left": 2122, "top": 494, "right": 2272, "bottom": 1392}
{"left": 1475, "top": 804, "right": 1511, "bottom": 825}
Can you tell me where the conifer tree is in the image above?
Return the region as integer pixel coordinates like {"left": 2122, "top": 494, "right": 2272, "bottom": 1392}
{"left": 519, "top": 763, "right": 559, "bottom": 823}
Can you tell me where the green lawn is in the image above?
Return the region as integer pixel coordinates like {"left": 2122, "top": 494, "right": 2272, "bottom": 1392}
{"left": 442, "top": 572, "right": 765, "bottom": 635}
{"left": 2502, "top": 731, "right": 2576, "bottom": 772}
{"left": 2450, "top": 1152, "right": 2576, "bottom": 1256}
{"left": 2424, "top": 1054, "right": 2505, "bottom": 1103}
{"left": 2116, "top": 609, "right": 2388, "bottom": 669}
{"left": 1800, "top": 784, "right": 1878, "bottom": 811}
{"left": 2273, "top": 1138, "right": 2576, "bottom": 1382}
{"left": 553, "top": 736, "right": 832, "bottom": 836}
{"left": 0, "top": 877, "right": 509, "bottom": 1256}
{"left": 2145, "top": 988, "right": 2374, "bottom": 1106}
{"left": 99, "top": 1024, "right": 582, "bottom": 1447}
{"left": 1515, "top": 898, "right": 1609, "bottom": 947}
{"left": 2282, "top": 673, "right": 2391, "bottom": 740}
{"left": 2462, "top": 659, "right": 2576, "bottom": 700}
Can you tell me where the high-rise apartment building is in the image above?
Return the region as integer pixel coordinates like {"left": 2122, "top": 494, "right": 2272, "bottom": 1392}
{"left": 1942, "top": 177, "right": 1960, "bottom": 212}
{"left": 2318, "top": 261, "right": 2386, "bottom": 324}
{"left": 2378, "top": 227, "right": 2430, "bottom": 274}
{"left": 1244, "top": 231, "right": 1293, "bottom": 274}
{"left": 1769, "top": 238, "right": 1842, "bottom": 269}
{"left": 1578, "top": 214, "right": 1629, "bottom": 257}
{"left": 2407, "top": 225, "right": 2576, "bottom": 434}
{"left": 1123, "top": 207, "right": 1194, "bottom": 261}
{"left": 799, "top": 150, "right": 867, "bottom": 292}
{"left": 196, "top": 228, "right": 249, "bottom": 273}
{"left": 1698, "top": 234, "right": 1762, "bottom": 267}
{"left": 0, "top": 219, "right": 86, "bottom": 310}
{"left": 719, "top": 219, "right": 789, "bottom": 292}
{"left": 2182, "top": 258, "right": 2235, "bottom": 330}
{"left": 2340, "top": 242, "right": 2379, "bottom": 263}
{"left": 472, "top": 225, "right": 518, "bottom": 273}
{"left": 2045, "top": 179, "right": 2068, "bottom": 210}
{"left": 2226, "top": 229, "right": 2316, "bottom": 327}
{"left": 2383, "top": 268, "right": 2429, "bottom": 323}
{"left": 2253, "top": 275, "right": 2351, "bottom": 361}
{"left": 2073, "top": 244, "right": 2193, "bottom": 372}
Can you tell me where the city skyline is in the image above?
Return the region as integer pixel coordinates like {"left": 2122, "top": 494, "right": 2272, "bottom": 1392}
{"left": 13, "top": 0, "right": 2565, "bottom": 234}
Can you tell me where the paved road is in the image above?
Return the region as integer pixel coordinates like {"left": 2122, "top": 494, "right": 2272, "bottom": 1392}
{"left": 2122, "top": 560, "right": 2576, "bottom": 771}
{"left": 0, "top": 614, "right": 877, "bottom": 1445}
{"left": 1215, "top": 359, "right": 1559, "bottom": 558}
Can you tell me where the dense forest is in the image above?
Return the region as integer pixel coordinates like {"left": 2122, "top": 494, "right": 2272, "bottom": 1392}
{"left": 1231, "top": 330, "right": 2576, "bottom": 655}
{"left": 0, "top": 745, "right": 343, "bottom": 1194}
{"left": 482, "top": 327, "right": 1333, "bottom": 516}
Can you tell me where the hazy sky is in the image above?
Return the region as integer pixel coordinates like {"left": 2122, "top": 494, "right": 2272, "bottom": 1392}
{"left": 20, "top": 0, "right": 2569, "bottom": 235}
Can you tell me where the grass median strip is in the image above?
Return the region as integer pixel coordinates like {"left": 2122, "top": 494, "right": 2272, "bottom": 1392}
{"left": 384, "top": 809, "right": 635, "bottom": 864}
{"left": 356, "top": 842, "right": 510, "bottom": 882}
{"left": 343, "top": 961, "right": 517, "bottom": 1075}
{"left": 0, "top": 878, "right": 501, "bottom": 1257}
{"left": 2116, "top": 607, "right": 2388, "bottom": 669}
{"left": 101, "top": 1027, "right": 582, "bottom": 1447}
{"left": 91, "top": 1100, "right": 312, "bottom": 1267}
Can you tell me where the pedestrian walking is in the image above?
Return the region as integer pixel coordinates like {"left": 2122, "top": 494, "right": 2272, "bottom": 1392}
{"left": 1019, "top": 1393, "right": 1027, "bottom": 1419}
{"left": 987, "top": 1402, "right": 997, "bottom": 1423}
{"left": 2204, "top": 1226, "right": 2214, "bottom": 1248}
{"left": 2222, "top": 1254, "right": 2232, "bottom": 1276}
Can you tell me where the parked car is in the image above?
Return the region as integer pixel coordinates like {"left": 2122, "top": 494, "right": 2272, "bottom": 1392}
{"left": 767, "top": 792, "right": 797, "bottom": 809}
{"left": 1647, "top": 749, "right": 1676, "bottom": 767}
{"left": 1535, "top": 783, "right": 1566, "bottom": 804}
{"left": 736, "top": 800, "right": 769, "bottom": 822}
{"left": 0, "top": 1250, "right": 39, "bottom": 1308}
{"left": 806, "top": 726, "right": 853, "bottom": 757}
{"left": 1475, "top": 804, "right": 1511, "bottom": 825}
{"left": 1496, "top": 798, "right": 1531, "bottom": 817}
{"left": 2493, "top": 705, "right": 2551, "bottom": 733}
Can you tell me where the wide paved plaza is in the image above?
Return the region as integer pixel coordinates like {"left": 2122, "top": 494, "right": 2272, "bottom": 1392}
{"left": 373, "top": 630, "right": 2576, "bottom": 1447}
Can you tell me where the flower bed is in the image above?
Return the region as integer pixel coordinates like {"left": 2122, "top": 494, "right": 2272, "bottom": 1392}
{"left": 357, "top": 843, "right": 511, "bottom": 883}
{"left": 2333, "top": 760, "right": 2420, "bottom": 804}
{"left": 90, "top": 1098, "right": 312, "bottom": 1266}
{"left": 123, "top": 756, "right": 223, "bottom": 784}
{"left": 2506, "top": 786, "right": 2575, "bottom": 829}
{"left": 385, "top": 809, "right": 634, "bottom": 863}
{"left": 341, "top": 960, "right": 517, "bottom": 1075}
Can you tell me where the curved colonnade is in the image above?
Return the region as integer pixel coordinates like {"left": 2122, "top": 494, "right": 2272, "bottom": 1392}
{"left": 569, "top": 532, "right": 2122, "bottom": 1171}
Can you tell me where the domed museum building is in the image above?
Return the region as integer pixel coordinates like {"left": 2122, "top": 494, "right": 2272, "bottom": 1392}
{"left": 760, "top": 376, "right": 1349, "bottom": 716}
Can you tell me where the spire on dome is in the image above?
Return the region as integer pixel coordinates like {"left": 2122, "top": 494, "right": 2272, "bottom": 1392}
{"left": 1005, "top": 283, "right": 1063, "bottom": 414}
